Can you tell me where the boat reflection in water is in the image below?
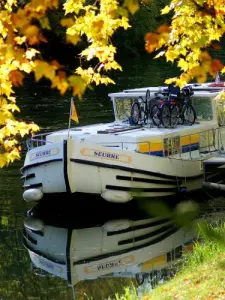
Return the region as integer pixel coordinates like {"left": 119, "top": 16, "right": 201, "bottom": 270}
{"left": 22, "top": 195, "right": 197, "bottom": 297}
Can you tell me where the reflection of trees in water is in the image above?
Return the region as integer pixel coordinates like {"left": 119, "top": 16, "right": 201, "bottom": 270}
{"left": 0, "top": 227, "right": 137, "bottom": 299}
{"left": 0, "top": 229, "right": 72, "bottom": 299}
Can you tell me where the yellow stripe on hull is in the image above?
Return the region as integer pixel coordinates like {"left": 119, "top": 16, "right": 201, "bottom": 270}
{"left": 141, "top": 254, "right": 167, "bottom": 271}
{"left": 181, "top": 134, "right": 199, "bottom": 146}
{"left": 138, "top": 140, "right": 163, "bottom": 153}
{"left": 138, "top": 134, "right": 199, "bottom": 155}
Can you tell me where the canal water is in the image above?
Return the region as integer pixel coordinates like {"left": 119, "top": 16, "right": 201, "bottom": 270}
{"left": 1, "top": 54, "right": 225, "bottom": 300}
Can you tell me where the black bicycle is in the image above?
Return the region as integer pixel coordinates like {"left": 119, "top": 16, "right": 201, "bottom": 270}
{"left": 151, "top": 85, "right": 196, "bottom": 127}
{"left": 130, "top": 89, "right": 157, "bottom": 125}
{"left": 150, "top": 85, "right": 179, "bottom": 128}
{"left": 170, "top": 85, "right": 196, "bottom": 126}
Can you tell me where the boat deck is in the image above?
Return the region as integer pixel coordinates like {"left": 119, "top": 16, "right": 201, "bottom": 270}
{"left": 49, "top": 120, "right": 217, "bottom": 139}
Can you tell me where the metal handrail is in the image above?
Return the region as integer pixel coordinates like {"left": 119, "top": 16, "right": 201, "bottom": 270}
{"left": 96, "top": 127, "right": 220, "bottom": 159}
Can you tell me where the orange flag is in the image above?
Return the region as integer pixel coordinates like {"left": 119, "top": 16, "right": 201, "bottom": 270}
{"left": 70, "top": 98, "right": 79, "bottom": 123}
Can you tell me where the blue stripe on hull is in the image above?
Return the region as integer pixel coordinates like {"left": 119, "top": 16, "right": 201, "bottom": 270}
{"left": 182, "top": 143, "right": 199, "bottom": 153}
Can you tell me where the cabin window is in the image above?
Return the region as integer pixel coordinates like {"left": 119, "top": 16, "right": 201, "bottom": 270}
{"left": 216, "top": 101, "right": 225, "bottom": 126}
{"left": 199, "top": 130, "right": 215, "bottom": 149}
{"left": 115, "top": 98, "right": 134, "bottom": 121}
{"left": 192, "top": 97, "right": 213, "bottom": 121}
{"left": 164, "top": 136, "right": 180, "bottom": 156}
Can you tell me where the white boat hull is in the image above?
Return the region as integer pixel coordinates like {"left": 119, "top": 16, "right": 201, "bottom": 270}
{"left": 21, "top": 139, "right": 205, "bottom": 202}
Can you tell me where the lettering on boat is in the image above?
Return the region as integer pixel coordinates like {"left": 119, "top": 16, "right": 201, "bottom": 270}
{"left": 30, "top": 148, "right": 60, "bottom": 160}
{"left": 80, "top": 148, "right": 132, "bottom": 163}
{"left": 84, "top": 255, "right": 134, "bottom": 274}
{"left": 94, "top": 151, "right": 119, "bottom": 159}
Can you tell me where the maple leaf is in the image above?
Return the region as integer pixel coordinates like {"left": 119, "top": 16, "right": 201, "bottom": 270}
{"left": 24, "top": 25, "right": 40, "bottom": 45}
{"left": 144, "top": 33, "right": 160, "bottom": 53}
{"left": 161, "top": 5, "right": 171, "bottom": 15}
{"left": 14, "top": 36, "right": 26, "bottom": 45}
{"left": 34, "top": 60, "right": 57, "bottom": 81}
{"left": 51, "top": 76, "right": 69, "bottom": 95}
{"left": 9, "top": 70, "right": 24, "bottom": 87}
{"left": 210, "top": 59, "right": 224, "bottom": 75}
{"left": 66, "top": 34, "right": 81, "bottom": 45}
{"left": 25, "top": 48, "right": 40, "bottom": 60}
{"left": 60, "top": 18, "right": 74, "bottom": 28}
{"left": 39, "top": 17, "right": 51, "bottom": 30}
{"left": 157, "top": 24, "right": 171, "bottom": 34}
{"left": 123, "top": 0, "right": 139, "bottom": 15}
{"left": 68, "top": 75, "right": 87, "bottom": 99}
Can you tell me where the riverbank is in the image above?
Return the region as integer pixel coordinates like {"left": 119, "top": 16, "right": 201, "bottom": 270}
{"left": 117, "top": 220, "right": 225, "bottom": 300}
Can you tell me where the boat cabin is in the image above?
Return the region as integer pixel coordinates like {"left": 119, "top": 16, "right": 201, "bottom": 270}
{"left": 106, "top": 87, "right": 225, "bottom": 159}
{"left": 31, "top": 84, "right": 225, "bottom": 160}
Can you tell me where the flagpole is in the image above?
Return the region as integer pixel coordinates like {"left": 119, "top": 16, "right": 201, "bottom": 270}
{"left": 68, "top": 97, "right": 73, "bottom": 138}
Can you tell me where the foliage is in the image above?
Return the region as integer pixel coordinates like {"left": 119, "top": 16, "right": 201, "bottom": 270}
{"left": 145, "top": 0, "right": 225, "bottom": 87}
{"left": 113, "top": 285, "right": 139, "bottom": 300}
{"left": 182, "top": 225, "right": 225, "bottom": 270}
{"left": 0, "top": 0, "right": 131, "bottom": 167}
{"left": 113, "top": 0, "right": 170, "bottom": 54}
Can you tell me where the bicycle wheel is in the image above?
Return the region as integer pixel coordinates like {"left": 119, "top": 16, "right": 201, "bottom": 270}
{"left": 137, "top": 97, "right": 146, "bottom": 123}
{"left": 161, "top": 104, "right": 171, "bottom": 127}
{"left": 183, "top": 103, "right": 196, "bottom": 125}
{"left": 170, "top": 104, "right": 179, "bottom": 127}
{"left": 140, "top": 104, "right": 147, "bottom": 123}
{"left": 130, "top": 101, "right": 140, "bottom": 125}
{"left": 178, "top": 103, "right": 184, "bottom": 125}
{"left": 146, "top": 89, "right": 150, "bottom": 101}
{"left": 150, "top": 104, "right": 161, "bottom": 127}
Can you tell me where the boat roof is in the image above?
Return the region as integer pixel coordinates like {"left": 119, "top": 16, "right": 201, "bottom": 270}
{"left": 108, "top": 90, "right": 220, "bottom": 99}
{"left": 108, "top": 82, "right": 225, "bottom": 99}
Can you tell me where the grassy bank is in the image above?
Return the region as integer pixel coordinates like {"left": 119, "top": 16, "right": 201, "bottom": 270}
{"left": 116, "top": 221, "right": 225, "bottom": 300}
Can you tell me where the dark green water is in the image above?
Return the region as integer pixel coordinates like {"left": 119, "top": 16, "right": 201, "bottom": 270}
{"left": 0, "top": 54, "right": 224, "bottom": 300}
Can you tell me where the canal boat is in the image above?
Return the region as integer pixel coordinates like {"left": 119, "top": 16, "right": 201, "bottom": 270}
{"left": 23, "top": 205, "right": 196, "bottom": 287}
{"left": 20, "top": 81, "right": 225, "bottom": 203}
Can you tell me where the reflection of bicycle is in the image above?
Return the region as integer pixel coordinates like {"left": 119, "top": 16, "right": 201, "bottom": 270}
{"left": 130, "top": 90, "right": 157, "bottom": 125}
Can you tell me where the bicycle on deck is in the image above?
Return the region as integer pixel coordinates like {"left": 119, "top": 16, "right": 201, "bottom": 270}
{"left": 150, "top": 84, "right": 196, "bottom": 128}
{"left": 130, "top": 89, "right": 158, "bottom": 125}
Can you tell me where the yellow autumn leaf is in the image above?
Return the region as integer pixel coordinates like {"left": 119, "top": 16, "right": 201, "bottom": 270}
{"left": 68, "top": 75, "right": 87, "bottom": 99}
{"left": 166, "top": 49, "right": 179, "bottom": 62}
{"left": 161, "top": 5, "right": 171, "bottom": 15}
{"left": 25, "top": 48, "right": 40, "bottom": 60}
{"left": 123, "top": 0, "right": 140, "bottom": 15}
{"left": 34, "top": 60, "right": 57, "bottom": 81}
{"left": 6, "top": 103, "right": 20, "bottom": 112}
{"left": 66, "top": 34, "right": 81, "bottom": 45}
{"left": 0, "top": 154, "right": 7, "bottom": 168}
{"left": 60, "top": 18, "right": 74, "bottom": 27}
{"left": 39, "top": 17, "right": 51, "bottom": 30}
{"left": 14, "top": 36, "right": 26, "bottom": 45}
{"left": 51, "top": 76, "right": 70, "bottom": 95}
{"left": 21, "top": 62, "right": 33, "bottom": 73}
{"left": 24, "top": 25, "right": 40, "bottom": 45}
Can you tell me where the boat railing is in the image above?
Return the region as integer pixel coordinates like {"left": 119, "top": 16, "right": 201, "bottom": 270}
{"left": 26, "top": 131, "right": 53, "bottom": 150}
{"left": 98, "top": 127, "right": 223, "bottom": 159}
